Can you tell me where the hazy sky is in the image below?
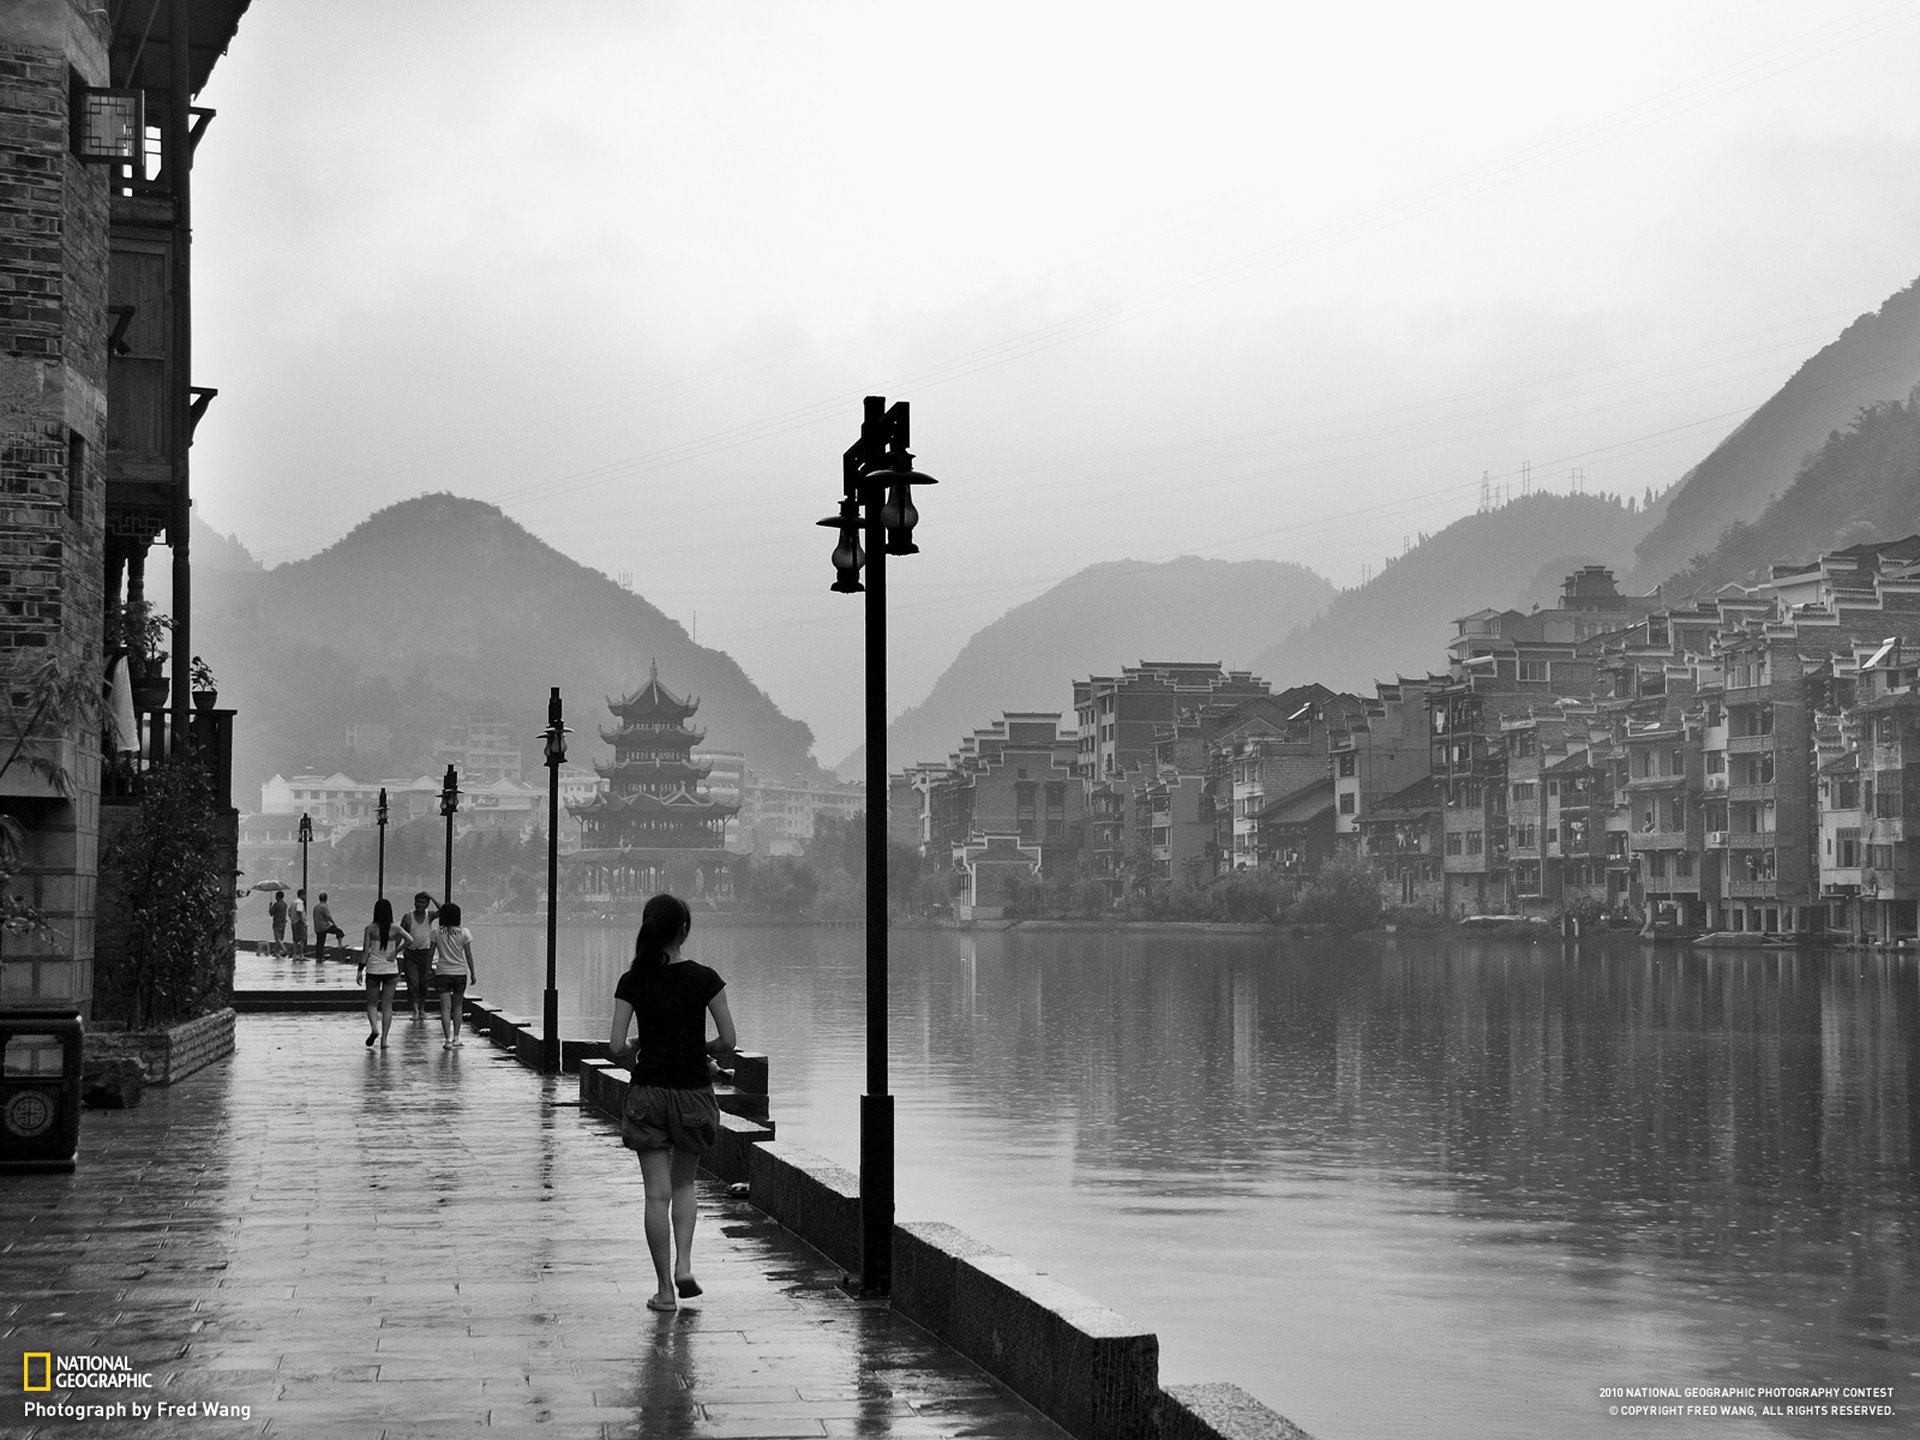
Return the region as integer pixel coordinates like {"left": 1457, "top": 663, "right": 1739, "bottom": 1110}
{"left": 182, "top": 0, "right": 1920, "bottom": 763}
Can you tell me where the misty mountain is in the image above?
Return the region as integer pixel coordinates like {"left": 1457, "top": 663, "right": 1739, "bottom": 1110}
{"left": 1248, "top": 492, "right": 1652, "bottom": 692}
{"left": 1629, "top": 274, "right": 1920, "bottom": 585}
{"left": 1658, "top": 389, "right": 1920, "bottom": 596}
{"left": 195, "top": 494, "right": 821, "bottom": 806}
{"left": 838, "top": 556, "right": 1335, "bottom": 774}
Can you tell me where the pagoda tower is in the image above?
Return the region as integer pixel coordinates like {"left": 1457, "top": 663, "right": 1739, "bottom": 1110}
{"left": 568, "top": 662, "right": 738, "bottom": 900}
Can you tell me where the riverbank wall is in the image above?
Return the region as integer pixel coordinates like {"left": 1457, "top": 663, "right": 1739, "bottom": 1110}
{"left": 569, "top": 1048, "right": 1315, "bottom": 1440}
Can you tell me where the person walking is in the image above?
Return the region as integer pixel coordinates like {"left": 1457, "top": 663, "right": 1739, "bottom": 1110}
{"left": 431, "top": 901, "right": 477, "bottom": 1050}
{"left": 399, "top": 892, "right": 437, "bottom": 1023}
{"left": 357, "top": 898, "right": 405, "bottom": 1048}
{"left": 608, "top": 893, "right": 736, "bottom": 1314}
{"left": 290, "top": 889, "right": 308, "bottom": 960}
{"left": 268, "top": 890, "right": 288, "bottom": 958}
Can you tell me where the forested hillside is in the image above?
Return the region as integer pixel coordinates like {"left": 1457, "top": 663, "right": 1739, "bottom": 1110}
{"left": 1250, "top": 492, "right": 1651, "bottom": 691}
{"left": 195, "top": 495, "right": 822, "bottom": 803}
{"left": 1658, "top": 391, "right": 1920, "bottom": 596}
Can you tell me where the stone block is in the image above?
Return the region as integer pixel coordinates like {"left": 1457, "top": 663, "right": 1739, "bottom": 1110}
{"left": 727, "top": 1050, "right": 769, "bottom": 1095}
{"left": 745, "top": 1142, "right": 860, "bottom": 1274}
{"left": 1161, "top": 1384, "right": 1317, "bottom": 1440}
{"left": 713, "top": 1082, "right": 767, "bottom": 1121}
{"left": 577, "top": 1058, "right": 626, "bottom": 1121}
{"left": 947, "top": 1249, "right": 1159, "bottom": 1440}
{"left": 891, "top": 1220, "right": 1003, "bottom": 1341}
{"left": 705, "top": 1110, "right": 773, "bottom": 1186}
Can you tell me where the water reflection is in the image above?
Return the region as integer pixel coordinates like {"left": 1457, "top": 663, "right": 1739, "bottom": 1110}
{"left": 472, "top": 919, "right": 1918, "bottom": 1440}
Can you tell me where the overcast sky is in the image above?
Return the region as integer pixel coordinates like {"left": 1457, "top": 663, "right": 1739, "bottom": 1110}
{"left": 182, "top": 0, "right": 1920, "bottom": 764}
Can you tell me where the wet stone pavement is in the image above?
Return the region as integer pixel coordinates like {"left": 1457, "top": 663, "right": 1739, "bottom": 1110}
{"left": 1, "top": 1013, "right": 1068, "bottom": 1439}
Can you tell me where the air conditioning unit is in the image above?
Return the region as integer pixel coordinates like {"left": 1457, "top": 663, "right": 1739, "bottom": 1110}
{"left": 1706, "top": 830, "right": 1729, "bottom": 848}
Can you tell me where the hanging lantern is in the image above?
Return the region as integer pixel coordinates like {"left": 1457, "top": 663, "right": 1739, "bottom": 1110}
{"left": 816, "top": 498, "right": 865, "bottom": 593}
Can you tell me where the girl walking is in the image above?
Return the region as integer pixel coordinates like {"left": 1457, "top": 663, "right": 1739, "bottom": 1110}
{"left": 431, "top": 902, "right": 477, "bottom": 1049}
{"left": 608, "top": 893, "right": 736, "bottom": 1313}
{"left": 357, "top": 898, "right": 405, "bottom": 1048}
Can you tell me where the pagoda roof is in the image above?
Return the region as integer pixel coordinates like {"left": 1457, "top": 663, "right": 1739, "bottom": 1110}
{"left": 570, "top": 790, "right": 739, "bottom": 820}
{"left": 596, "top": 756, "right": 712, "bottom": 782}
{"left": 602, "top": 723, "right": 707, "bottom": 746}
{"left": 607, "top": 660, "right": 700, "bottom": 723}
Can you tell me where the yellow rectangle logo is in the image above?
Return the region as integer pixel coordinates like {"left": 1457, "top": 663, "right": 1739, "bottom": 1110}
{"left": 23, "top": 1353, "right": 51, "bottom": 1391}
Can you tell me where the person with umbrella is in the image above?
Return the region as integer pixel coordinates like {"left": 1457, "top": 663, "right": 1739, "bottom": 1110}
{"left": 267, "top": 887, "right": 288, "bottom": 957}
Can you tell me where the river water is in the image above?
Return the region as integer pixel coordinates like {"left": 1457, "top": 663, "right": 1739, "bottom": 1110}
{"left": 294, "top": 910, "right": 1918, "bottom": 1439}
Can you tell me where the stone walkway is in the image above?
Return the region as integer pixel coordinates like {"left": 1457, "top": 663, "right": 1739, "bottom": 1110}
{"left": 1, "top": 1012, "right": 1067, "bottom": 1439}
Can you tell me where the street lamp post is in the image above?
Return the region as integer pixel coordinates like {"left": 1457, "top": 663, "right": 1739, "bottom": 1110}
{"left": 541, "top": 688, "right": 570, "bottom": 1075}
{"left": 439, "top": 765, "right": 460, "bottom": 907}
{"left": 297, "top": 812, "right": 312, "bottom": 959}
{"left": 815, "top": 395, "right": 936, "bottom": 1295}
{"left": 376, "top": 787, "right": 389, "bottom": 903}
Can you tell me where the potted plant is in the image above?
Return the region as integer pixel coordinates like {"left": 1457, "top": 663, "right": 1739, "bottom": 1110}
{"left": 189, "top": 656, "right": 217, "bottom": 711}
{"left": 122, "top": 601, "right": 172, "bottom": 709}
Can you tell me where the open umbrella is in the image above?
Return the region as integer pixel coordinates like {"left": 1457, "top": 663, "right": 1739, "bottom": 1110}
{"left": 250, "top": 880, "right": 290, "bottom": 893}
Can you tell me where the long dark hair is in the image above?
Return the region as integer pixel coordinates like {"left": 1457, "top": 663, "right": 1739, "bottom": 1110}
{"left": 439, "top": 901, "right": 462, "bottom": 928}
{"left": 630, "top": 893, "right": 691, "bottom": 974}
{"left": 372, "top": 897, "right": 393, "bottom": 947}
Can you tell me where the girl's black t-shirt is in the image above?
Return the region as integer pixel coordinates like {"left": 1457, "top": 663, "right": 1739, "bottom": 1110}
{"left": 613, "top": 960, "right": 725, "bottom": 1090}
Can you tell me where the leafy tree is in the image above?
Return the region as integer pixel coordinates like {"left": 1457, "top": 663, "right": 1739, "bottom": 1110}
{"left": 1288, "top": 850, "right": 1382, "bottom": 932}
{"left": 97, "top": 757, "right": 233, "bottom": 1028}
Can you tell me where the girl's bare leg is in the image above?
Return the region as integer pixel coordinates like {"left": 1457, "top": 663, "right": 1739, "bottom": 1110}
{"left": 637, "top": 1148, "right": 677, "bottom": 1308}
{"left": 671, "top": 1148, "right": 701, "bottom": 1290}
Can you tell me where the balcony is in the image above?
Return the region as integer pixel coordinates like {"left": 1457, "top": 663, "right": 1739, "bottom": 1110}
{"left": 1727, "top": 733, "right": 1775, "bottom": 754}
{"left": 1724, "top": 831, "right": 1775, "bottom": 849}
{"left": 1625, "top": 772, "right": 1689, "bottom": 791}
{"left": 1630, "top": 830, "right": 1692, "bottom": 851}
{"left": 1728, "top": 782, "right": 1773, "bottom": 804}
{"left": 1727, "top": 878, "right": 1780, "bottom": 898}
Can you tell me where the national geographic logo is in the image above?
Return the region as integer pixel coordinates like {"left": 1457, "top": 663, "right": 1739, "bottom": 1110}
{"left": 17, "top": 1351, "right": 153, "bottom": 1390}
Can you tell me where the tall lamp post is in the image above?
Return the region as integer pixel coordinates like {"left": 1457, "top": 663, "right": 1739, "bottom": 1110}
{"left": 375, "top": 787, "right": 389, "bottom": 903}
{"left": 815, "top": 394, "right": 937, "bottom": 1294}
{"left": 541, "top": 687, "right": 570, "bottom": 1075}
{"left": 297, "top": 812, "right": 312, "bottom": 958}
{"left": 439, "top": 765, "right": 460, "bottom": 907}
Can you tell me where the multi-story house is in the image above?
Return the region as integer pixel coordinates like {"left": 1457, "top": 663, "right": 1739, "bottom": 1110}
{"left": 1714, "top": 636, "right": 1819, "bottom": 934}
{"left": 434, "top": 716, "right": 522, "bottom": 786}
{"left": 1853, "top": 635, "right": 1920, "bottom": 940}
{"left": 739, "top": 771, "right": 866, "bottom": 856}
{"left": 1073, "top": 663, "right": 1271, "bottom": 893}
{"left": 1254, "top": 779, "right": 1338, "bottom": 876}
{"left": 1331, "top": 678, "right": 1433, "bottom": 846}
{"left": 1357, "top": 775, "right": 1444, "bottom": 908}
{"left": 913, "top": 713, "right": 1080, "bottom": 918}
{"left": 2, "top": 2, "right": 251, "bottom": 1017}
{"left": 1543, "top": 727, "right": 1616, "bottom": 913}
{"left": 1816, "top": 714, "right": 1866, "bottom": 934}
{"left": 1623, "top": 714, "right": 1710, "bottom": 928}
{"left": 1202, "top": 687, "right": 1361, "bottom": 872}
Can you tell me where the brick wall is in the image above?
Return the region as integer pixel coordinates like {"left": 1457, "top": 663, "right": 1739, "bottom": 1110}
{"left": 0, "top": 3, "right": 111, "bottom": 1011}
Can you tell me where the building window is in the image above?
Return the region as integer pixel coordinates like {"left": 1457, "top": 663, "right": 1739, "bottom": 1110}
{"left": 1446, "top": 832, "right": 1463, "bottom": 856}
{"left": 1518, "top": 660, "right": 1549, "bottom": 683}
{"left": 1338, "top": 792, "right": 1355, "bottom": 814}
{"left": 1338, "top": 753, "right": 1356, "bottom": 778}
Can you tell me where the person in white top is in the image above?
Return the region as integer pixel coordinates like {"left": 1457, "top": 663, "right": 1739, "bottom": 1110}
{"left": 399, "top": 892, "right": 437, "bottom": 1023}
{"left": 357, "top": 897, "right": 406, "bottom": 1049}
{"left": 430, "top": 901, "right": 477, "bottom": 1050}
